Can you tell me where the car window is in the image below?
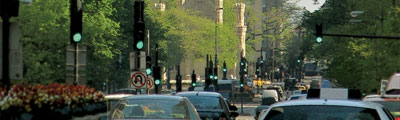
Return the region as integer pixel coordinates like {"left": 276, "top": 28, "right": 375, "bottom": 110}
{"left": 373, "top": 101, "right": 400, "bottom": 118}
{"left": 264, "top": 105, "right": 380, "bottom": 120}
{"left": 112, "top": 99, "right": 190, "bottom": 119}
{"left": 184, "top": 98, "right": 201, "bottom": 120}
{"left": 181, "top": 96, "right": 222, "bottom": 109}
{"left": 383, "top": 108, "right": 395, "bottom": 120}
{"left": 261, "top": 97, "right": 277, "bottom": 105}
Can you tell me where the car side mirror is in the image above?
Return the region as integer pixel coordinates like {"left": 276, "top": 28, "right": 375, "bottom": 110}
{"left": 229, "top": 105, "right": 238, "bottom": 111}
{"left": 230, "top": 111, "right": 239, "bottom": 117}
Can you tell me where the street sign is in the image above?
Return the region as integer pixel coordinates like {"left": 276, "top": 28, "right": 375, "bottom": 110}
{"left": 130, "top": 72, "right": 147, "bottom": 89}
{"left": 147, "top": 77, "right": 154, "bottom": 89}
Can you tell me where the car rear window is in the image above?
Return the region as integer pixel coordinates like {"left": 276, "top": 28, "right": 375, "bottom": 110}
{"left": 264, "top": 105, "right": 381, "bottom": 120}
{"left": 182, "top": 96, "right": 222, "bottom": 110}
{"left": 112, "top": 99, "right": 189, "bottom": 119}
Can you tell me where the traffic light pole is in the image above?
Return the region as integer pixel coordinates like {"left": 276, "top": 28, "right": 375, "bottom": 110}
{"left": 75, "top": 42, "right": 79, "bottom": 85}
{"left": 1, "top": 14, "right": 10, "bottom": 87}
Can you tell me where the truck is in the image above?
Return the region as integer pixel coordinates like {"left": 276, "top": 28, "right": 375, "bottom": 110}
{"left": 217, "top": 80, "right": 234, "bottom": 101}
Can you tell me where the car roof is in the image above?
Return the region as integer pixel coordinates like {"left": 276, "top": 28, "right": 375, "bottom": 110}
{"left": 124, "top": 95, "right": 184, "bottom": 101}
{"left": 270, "top": 99, "right": 384, "bottom": 109}
{"left": 176, "top": 91, "right": 222, "bottom": 97}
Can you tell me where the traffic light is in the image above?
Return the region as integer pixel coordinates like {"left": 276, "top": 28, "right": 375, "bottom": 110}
{"left": 134, "top": 1, "right": 145, "bottom": 50}
{"left": 70, "top": 0, "right": 83, "bottom": 43}
{"left": 153, "top": 66, "right": 161, "bottom": 94}
{"left": 222, "top": 61, "right": 227, "bottom": 80}
{"left": 240, "top": 57, "right": 245, "bottom": 92}
{"left": 316, "top": 24, "right": 323, "bottom": 44}
{"left": 176, "top": 65, "right": 182, "bottom": 92}
{"left": 191, "top": 70, "right": 196, "bottom": 87}
{"left": 256, "top": 58, "right": 260, "bottom": 77}
{"left": 153, "top": 66, "right": 161, "bottom": 85}
{"left": 240, "top": 83, "right": 244, "bottom": 92}
{"left": 146, "top": 56, "right": 152, "bottom": 75}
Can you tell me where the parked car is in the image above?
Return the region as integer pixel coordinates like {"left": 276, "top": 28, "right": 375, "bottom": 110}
{"left": 110, "top": 95, "right": 201, "bottom": 120}
{"left": 176, "top": 91, "right": 239, "bottom": 120}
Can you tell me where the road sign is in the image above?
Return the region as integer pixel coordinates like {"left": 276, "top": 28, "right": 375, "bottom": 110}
{"left": 130, "top": 72, "right": 147, "bottom": 89}
{"left": 147, "top": 78, "right": 154, "bottom": 89}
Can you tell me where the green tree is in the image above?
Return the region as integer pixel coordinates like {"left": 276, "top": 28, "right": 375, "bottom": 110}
{"left": 18, "top": 0, "right": 123, "bottom": 88}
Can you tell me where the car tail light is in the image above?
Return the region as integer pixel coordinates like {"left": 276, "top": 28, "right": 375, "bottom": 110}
{"left": 395, "top": 117, "right": 400, "bottom": 120}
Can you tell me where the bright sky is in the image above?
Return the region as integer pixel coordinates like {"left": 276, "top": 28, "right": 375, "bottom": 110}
{"left": 296, "top": 0, "right": 326, "bottom": 12}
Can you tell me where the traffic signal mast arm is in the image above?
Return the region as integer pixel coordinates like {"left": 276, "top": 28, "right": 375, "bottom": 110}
{"left": 315, "top": 33, "right": 400, "bottom": 40}
{"left": 315, "top": 24, "right": 400, "bottom": 40}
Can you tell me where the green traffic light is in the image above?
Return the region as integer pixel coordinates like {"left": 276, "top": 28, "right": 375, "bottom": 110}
{"left": 223, "top": 68, "right": 227, "bottom": 72}
{"left": 240, "top": 62, "right": 244, "bottom": 66}
{"left": 316, "top": 37, "right": 323, "bottom": 43}
{"left": 146, "top": 68, "right": 152, "bottom": 75}
{"left": 155, "top": 79, "right": 160, "bottom": 85}
{"left": 297, "top": 60, "right": 301, "bottom": 63}
{"left": 73, "top": 33, "right": 82, "bottom": 42}
{"left": 240, "top": 84, "right": 244, "bottom": 87}
{"left": 214, "top": 76, "right": 217, "bottom": 79}
{"left": 210, "top": 75, "right": 213, "bottom": 79}
{"left": 192, "top": 83, "right": 197, "bottom": 87}
{"left": 136, "top": 41, "right": 144, "bottom": 49}
{"left": 260, "top": 60, "right": 264, "bottom": 63}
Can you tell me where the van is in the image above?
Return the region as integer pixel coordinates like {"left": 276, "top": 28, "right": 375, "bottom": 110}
{"left": 262, "top": 90, "right": 279, "bottom": 102}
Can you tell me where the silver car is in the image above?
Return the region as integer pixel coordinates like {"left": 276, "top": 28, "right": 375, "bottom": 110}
{"left": 111, "top": 95, "right": 201, "bottom": 120}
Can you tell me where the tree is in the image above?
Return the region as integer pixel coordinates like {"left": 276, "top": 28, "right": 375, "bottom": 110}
{"left": 18, "top": 0, "right": 123, "bottom": 88}
{"left": 300, "top": 0, "right": 398, "bottom": 93}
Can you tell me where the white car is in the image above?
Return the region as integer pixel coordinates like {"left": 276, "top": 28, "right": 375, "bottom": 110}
{"left": 258, "top": 88, "right": 396, "bottom": 120}
{"left": 257, "top": 99, "right": 395, "bottom": 120}
{"left": 287, "top": 94, "right": 307, "bottom": 100}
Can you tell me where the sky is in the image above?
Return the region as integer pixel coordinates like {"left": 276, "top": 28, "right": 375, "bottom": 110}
{"left": 296, "top": 0, "right": 326, "bottom": 12}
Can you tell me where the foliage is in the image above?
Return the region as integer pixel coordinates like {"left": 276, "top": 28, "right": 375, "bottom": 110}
{"left": 0, "top": 83, "right": 105, "bottom": 119}
{"left": 300, "top": 0, "right": 399, "bottom": 93}
{"left": 144, "top": 0, "right": 239, "bottom": 69}
{"left": 18, "top": 0, "right": 123, "bottom": 88}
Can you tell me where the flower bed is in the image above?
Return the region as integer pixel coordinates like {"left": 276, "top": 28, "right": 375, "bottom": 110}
{"left": 0, "top": 83, "right": 106, "bottom": 119}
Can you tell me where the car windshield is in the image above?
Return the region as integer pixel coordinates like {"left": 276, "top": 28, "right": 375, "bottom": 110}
{"left": 111, "top": 99, "right": 189, "bottom": 119}
{"left": 264, "top": 105, "right": 380, "bottom": 120}
{"left": 183, "top": 96, "right": 221, "bottom": 110}
{"left": 374, "top": 101, "right": 400, "bottom": 117}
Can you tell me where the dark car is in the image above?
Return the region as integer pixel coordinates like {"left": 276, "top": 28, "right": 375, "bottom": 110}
{"left": 110, "top": 88, "right": 137, "bottom": 94}
{"left": 177, "top": 91, "right": 239, "bottom": 120}
{"left": 254, "top": 97, "right": 277, "bottom": 119}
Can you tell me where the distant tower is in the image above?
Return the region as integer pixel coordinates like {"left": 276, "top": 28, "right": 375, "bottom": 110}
{"left": 236, "top": 3, "right": 247, "bottom": 57}
{"left": 216, "top": 0, "right": 223, "bottom": 24}
{"left": 178, "top": 0, "right": 185, "bottom": 6}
